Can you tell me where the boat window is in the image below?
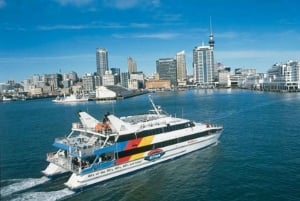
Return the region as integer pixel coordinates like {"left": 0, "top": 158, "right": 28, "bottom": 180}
{"left": 117, "top": 134, "right": 136, "bottom": 142}
{"left": 117, "top": 123, "right": 190, "bottom": 143}
{"left": 101, "top": 152, "right": 114, "bottom": 161}
{"left": 117, "top": 130, "right": 211, "bottom": 159}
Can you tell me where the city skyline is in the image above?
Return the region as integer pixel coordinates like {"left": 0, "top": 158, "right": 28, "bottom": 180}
{"left": 1, "top": 0, "right": 300, "bottom": 82}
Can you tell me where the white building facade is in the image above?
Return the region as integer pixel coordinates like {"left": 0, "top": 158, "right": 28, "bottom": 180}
{"left": 193, "top": 45, "right": 214, "bottom": 87}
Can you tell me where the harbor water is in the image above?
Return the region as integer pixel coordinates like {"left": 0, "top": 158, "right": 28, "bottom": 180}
{"left": 0, "top": 89, "right": 299, "bottom": 201}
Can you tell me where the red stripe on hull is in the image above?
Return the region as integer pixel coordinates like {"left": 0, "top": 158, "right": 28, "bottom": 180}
{"left": 116, "top": 156, "right": 131, "bottom": 164}
{"left": 124, "top": 138, "right": 142, "bottom": 150}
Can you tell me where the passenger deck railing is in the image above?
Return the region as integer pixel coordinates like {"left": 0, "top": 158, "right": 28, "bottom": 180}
{"left": 47, "top": 151, "right": 80, "bottom": 173}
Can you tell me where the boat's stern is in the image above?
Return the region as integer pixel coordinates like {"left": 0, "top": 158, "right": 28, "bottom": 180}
{"left": 42, "top": 162, "right": 69, "bottom": 177}
{"left": 64, "top": 173, "right": 86, "bottom": 191}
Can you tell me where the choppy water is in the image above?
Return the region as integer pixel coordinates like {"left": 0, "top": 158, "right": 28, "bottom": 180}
{"left": 1, "top": 89, "right": 300, "bottom": 201}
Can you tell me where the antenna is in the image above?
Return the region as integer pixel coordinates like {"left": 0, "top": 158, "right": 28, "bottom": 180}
{"left": 210, "top": 16, "right": 213, "bottom": 35}
{"left": 209, "top": 16, "right": 215, "bottom": 49}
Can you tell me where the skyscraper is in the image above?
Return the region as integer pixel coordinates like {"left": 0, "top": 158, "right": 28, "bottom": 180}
{"left": 176, "top": 51, "right": 187, "bottom": 82}
{"left": 156, "top": 58, "right": 177, "bottom": 87}
{"left": 96, "top": 48, "right": 109, "bottom": 77}
{"left": 193, "top": 21, "right": 215, "bottom": 87}
{"left": 128, "top": 56, "right": 137, "bottom": 74}
{"left": 193, "top": 45, "right": 214, "bottom": 86}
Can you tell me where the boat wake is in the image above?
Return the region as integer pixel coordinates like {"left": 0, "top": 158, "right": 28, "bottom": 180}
{"left": 10, "top": 188, "right": 75, "bottom": 201}
{"left": 0, "top": 177, "right": 49, "bottom": 198}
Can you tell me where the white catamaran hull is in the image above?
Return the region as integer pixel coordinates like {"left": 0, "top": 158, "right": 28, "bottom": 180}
{"left": 42, "top": 163, "right": 69, "bottom": 177}
{"left": 65, "top": 132, "right": 221, "bottom": 190}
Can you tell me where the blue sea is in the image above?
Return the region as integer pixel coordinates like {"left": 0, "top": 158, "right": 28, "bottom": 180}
{"left": 1, "top": 89, "right": 300, "bottom": 201}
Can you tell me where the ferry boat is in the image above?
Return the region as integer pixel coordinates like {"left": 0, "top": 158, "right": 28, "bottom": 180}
{"left": 52, "top": 93, "right": 89, "bottom": 103}
{"left": 43, "top": 96, "right": 223, "bottom": 190}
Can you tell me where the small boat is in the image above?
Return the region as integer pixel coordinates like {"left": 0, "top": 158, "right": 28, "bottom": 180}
{"left": 43, "top": 95, "right": 223, "bottom": 190}
{"left": 2, "top": 96, "right": 12, "bottom": 101}
{"left": 52, "top": 94, "right": 89, "bottom": 103}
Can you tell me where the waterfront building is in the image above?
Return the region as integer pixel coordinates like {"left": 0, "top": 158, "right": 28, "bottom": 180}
{"left": 176, "top": 51, "right": 187, "bottom": 82}
{"left": 218, "top": 71, "right": 231, "bottom": 88}
{"left": 94, "top": 74, "right": 101, "bottom": 87}
{"left": 145, "top": 80, "right": 171, "bottom": 90}
{"left": 63, "top": 71, "right": 78, "bottom": 86}
{"left": 240, "top": 73, "right": 264, "bottom": 90}
{"left": 128, "top": 71, "right": 145, "bottom": 89}
{"left": 42, "top": 74, "right": 62, "bottom": 90}
{"left": 120, "top": 72, "right": 129, "bottom": 88}
{"left": 156, "top": 58, "right": 177, "bottom": 87}
{"left": 111, "top": 68, "right": 121, "bottom": 85}
{"left": 95, "top": 86, "right": 116, "bottom": 100}
{"left": 193, "top": 44, "right": 214, "bottom": 87}
{"left": 22, "top": 79, "right": 32, "bottom": 92}
{"left": 128, "top": 56, "right": 137, "bottom": 74}
{"left": 262, "top": 61, "right": 300, "bottom": 92}
{"left": 0, "top": 83, "right": 11, "bottom": 93}
{"left": 102, "top": 70, "right": 115, "bottom": 86}
{"left": 62, "top": 79, "right": 71, "bottom": 88}
{"left": 146, "top": 73, "right": 160, "bottom": 81}
{"left": 96, "top": 48, "right": 109, "bottom": 77}
{"left": 82, "top": 74, "right": 95, "bottom": 92}
{"left": 30, "top": 87, "right": 43, "bottom": 96}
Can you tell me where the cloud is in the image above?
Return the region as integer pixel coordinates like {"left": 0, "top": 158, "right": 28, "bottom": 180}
{"left": 35, "top": 21, "right": 152, "bottom": 31}
{"left": 2, "top": 21, "right": 150, "bottom": 31}
{"left": 0, "top": 54, "right": 94, "bottom": 64}
{"left": 0, "top": 0, "right": 6, "bottom": 8}
{"left": 54, "top": 0, "right": 94, "bottom": 6}
{"left": 36, "top": 22, "right": 125, "bottom": 31}
{"left": 113, "top": 32, "right": 180, "bottom": 39}
{"left": 112, "top": 0, "right": 139, "bottom": 9}
{"left": 278, "top": 18, "right": 299, "bottom": 25}
{"left": 129, "top": 23, "right": 150, "bottom": 28}
{"left": 136, "top": 33, "right": 179, "bottom": 39}
{"left": 103, "top": 0, "right": 160, "bottom": 10}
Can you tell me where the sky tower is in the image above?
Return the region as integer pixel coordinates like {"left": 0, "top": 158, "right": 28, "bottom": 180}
{"left": 209, "top": 17, "right": 215, "bottom": 50}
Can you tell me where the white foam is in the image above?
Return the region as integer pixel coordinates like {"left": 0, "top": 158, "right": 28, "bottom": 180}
{"left": 11, "top": 188, "right": 75, "bottom": 201}
{"left": 0, "top": 176, "right": 50, "bottom": 197}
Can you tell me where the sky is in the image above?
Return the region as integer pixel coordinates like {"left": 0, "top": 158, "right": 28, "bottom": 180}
{"left": 1, "top": 0, "right": 300, "bottom": 83}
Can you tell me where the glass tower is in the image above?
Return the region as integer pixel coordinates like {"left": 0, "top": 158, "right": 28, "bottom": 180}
{"left": 156, "top": 58, "right": 177, "bottom": 87}
{"left": 96, "top": 48, "right": 109, "bottom": 77}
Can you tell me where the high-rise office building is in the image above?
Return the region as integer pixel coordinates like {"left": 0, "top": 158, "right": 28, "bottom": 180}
{"left": 96, "top": 48, "right": 109, "bottom": 77}
{"left": 176, "top": 51, "right": 187, "bottom": 82}
{"left": 128, "top": 56, "right": 137, "bottom": 74}
{"left": 193, "top": 45, "right": 214, "bottom": 86}
{"left": 193, "top": 22, "right": 215, "bottom": 87}
{"left": 156, "top": 58, "right": 177, "bottom": 87}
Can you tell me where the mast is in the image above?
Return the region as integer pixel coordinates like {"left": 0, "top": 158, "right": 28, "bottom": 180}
{"left": 148, "top": 95, "right": 160, "bottom": 115}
